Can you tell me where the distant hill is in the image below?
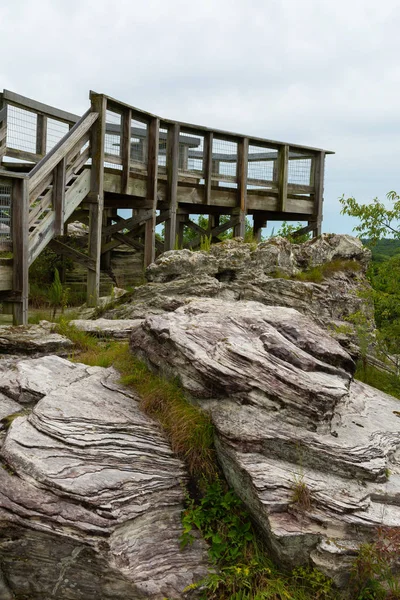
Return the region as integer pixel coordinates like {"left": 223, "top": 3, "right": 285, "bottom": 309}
{"left": 361, "top": 239, "right": 400, "bottom": 262}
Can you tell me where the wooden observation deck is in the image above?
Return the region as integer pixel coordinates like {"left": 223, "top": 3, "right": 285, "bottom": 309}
{"left": 0, "top": 90, "right": 333, "bottom": 324}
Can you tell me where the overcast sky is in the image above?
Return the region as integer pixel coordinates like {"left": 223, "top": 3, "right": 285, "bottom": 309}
{"left": 2, "top": 0, "right": 400, "bottom": 235}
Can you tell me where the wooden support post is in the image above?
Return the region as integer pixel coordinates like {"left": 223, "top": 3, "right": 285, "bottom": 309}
{"left": 204, "top": 131, "right": 213, "bottom": 206}
{"left": 36, "top": 114, "right": 47, "bottom": 156}
{"left": 121, "top": 107, "right": 132, "bottom": 195}
{"left": 144, "top": 116, "right": 159, "bottom": 266}
{"left": 278, "top": 144, "right": 289, "bottom": 212}
{"left": 310, "top": 151, "right": 325, "bottom": 237}
{"left": 11, "top": 178, "right": 29, "bottom": 325}
{"left": 253, "top": 215, "right": 267, "bottom": 242}
{"left": 177, "top": 214, "right": 188, "bottom": 248}
{"left": 87, "top": 93, "right": 106, "bottom": 306}
{"left": 101, "top": 209, "right": 112, "bottom": 270}
{"left": 54, "top": 157, "right": 66, "bottom": 235}
{"left": 164, "top": 123, "right": 179, "bottom": 251}
{"left": 234, "top": 137, "right": 248, "bottom": 238}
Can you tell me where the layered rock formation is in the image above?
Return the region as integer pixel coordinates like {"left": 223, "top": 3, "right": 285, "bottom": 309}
{"left": 105, "top": 234, "right": 372, "bottom": 357}
{"left": 0, "top": 356, "right": 208, "bottom": 599}
{"left": 130, "top": 299, "right": 400, "bottom": 586}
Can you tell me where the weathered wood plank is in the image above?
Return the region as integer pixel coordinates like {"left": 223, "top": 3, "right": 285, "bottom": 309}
{"left": 3, "top": 89, "right": 79, "bottom": 125}
{"left": 87, "top": 94, "right": 106, "bottom": 304}
{"left": 48, "top": 239, "right": 95, "bottom": 269}
{"left": 144, "top": 116, "right": 159, "bottom": 266}
{"left": 36, "top": 114, "right": 47, "bottom": 156}
{"left": 11, "top": 178, "right": 29, "bottom": 324}
{"left": 188, "top": 216, "right": 239, "bottom": 249}
{"left": 64, "top": 169, "right": 91, "bottom": 220}
{"left": 54, "top": 157, "right": 66, "bottom": 235}
{"left": 311, "top": 151, "right": 325, "bottom": 237}
{"left": 204, "top": 131, "right": 213, "bottom": 205}
{"left": 278, "top": 145, "right": 289, "bottom": 212}
{"left": 164, "top": 123, "right": 179, "bottom": 250}
{"left": 121, "top": 107, "right": 132, "bottom": 195}
{"left": 29, "top": 110, "right": 98, "bottom": 193}
{"left": 101, "top": 209, "right": 153, "bottom": 237}
{"left": 235, "top": 137, "right": 248, "bottom": 237}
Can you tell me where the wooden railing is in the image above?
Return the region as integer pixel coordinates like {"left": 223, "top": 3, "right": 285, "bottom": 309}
{"left": 0, "top": 90, "right": 79, "bottom": 164}
{"left": 97, "top": 92, "right": 329, "bottom": 251}
{"left": 0, "top": 89, "right": 332, "bottom": 324}
{"left": 0, "top": 106, "right": 99, "bottom": 323}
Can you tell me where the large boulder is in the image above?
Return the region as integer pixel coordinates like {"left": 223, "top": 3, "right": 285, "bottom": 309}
{"left": 105, "top": 235, "right": 371, "bottom": 356}
{"left": 130, "top": 299, "right": 400, "bottom": 587}
{"left": 0, "top": 356, "right": 208, "bottom": 599}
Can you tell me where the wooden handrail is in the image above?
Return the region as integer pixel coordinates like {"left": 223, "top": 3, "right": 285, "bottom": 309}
{"left": 28, "top": 109, "right": 98, "bottom": 191}
{"left": 1, "top": 90, "right": 79, "bottom": 125}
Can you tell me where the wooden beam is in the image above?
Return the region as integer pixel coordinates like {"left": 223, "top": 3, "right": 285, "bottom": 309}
{"left": 235, "top": 137, "right": 248, "bottom": 237}
{"left": 36, "top": 114, "right": 47, "bottom": 156}
{"left": 121, "top": 107, "right": 132, "bottom": 195}
{"left": 144, "top": 116, "right": 159, "bottom": 266}
{"left": 311, "top": 151, "right": 325, "bottom": 237}
{"left": 48, "top": 239, "right": 95, "bottom": 270}
{"left": 253, "top": 214, "right": 267, "bottom": 242}
{"left": 102, "top": 210, "right": 153, "bottom": 237}
{"left": 11, "top": 178, "right": 29, "bottom": 324}
{"left": 188, "top": 216, "right": 239, "bottom": 249}
{"left": 164, "top": 123, "right": 179, "bottom": 250}
{"left": 3, "top": 89, "right": 79, "bottom": 125}
{"left": 278, "top": 145, "right": 289, "bottom": 212}
{"left": 87, "top": 94, "right": 106, "bottom": 306}
{"left": 53, "top": 157, "right": 66, "bottom": 235}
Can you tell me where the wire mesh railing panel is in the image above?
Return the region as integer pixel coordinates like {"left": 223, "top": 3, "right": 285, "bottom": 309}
{"left": 158, "top": 127, "right": 168, "bottom": 173}
{"left": 179, "top": 131, "right": 204, "bottom": 176}
{"left": 46, "top": 118, "right": 69, "bottom": 153}
{"left": 130, "top": 118, "right": 147, "bottom": 165}
{"left": 104, "top": 109, "right": 122, "bottom": 170}
{"left": 288, "top": 155, "right": 312, "bottom": 186}
{"left": 247, "top": 144, "right": 277, "bottom": 190}
{"left": 0, "top": 181, "right": 12, "bottom": 240}
{"left": 212, "top": 138, "right": 238, "bottom": 188}
{"left": 6, "top": 105, "right": 37, "bottom": 154}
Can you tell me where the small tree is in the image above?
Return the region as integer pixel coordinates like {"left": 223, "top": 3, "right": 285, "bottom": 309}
{"left": 339, "top": 191, "right": 400, "bottom": 243}
{"left": 48, "top": 268, "right": 69, "bottom": 319}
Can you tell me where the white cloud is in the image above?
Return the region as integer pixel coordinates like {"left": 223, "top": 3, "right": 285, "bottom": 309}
{"left": 2, "top": 0, "right": 400, "bottom": 233}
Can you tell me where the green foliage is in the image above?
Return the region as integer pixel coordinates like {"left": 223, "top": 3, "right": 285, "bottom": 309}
{"left": 200, "top": 234, "right": 212, "bottom": 252}
{"left": 290, "top": 475, "right": 312, "bottom": 512}
{"left": 350, "top": 528, "right": 400, "bottom": 599}
{"left": 339, "top": 191, "right": 400, "bottom": 243}
{"left": 182, "top": 478, "right": 336, "bottom": 600}
{"left": 275, "top": 222, "right": 311, "bottom": 244}
{"left": 48, "top": 268, "right": 69, "bottom": 318}
{"left": 354, "top": 362, "right": 400, "bottom": 400}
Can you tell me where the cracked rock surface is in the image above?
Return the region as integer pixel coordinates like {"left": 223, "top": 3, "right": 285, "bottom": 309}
{"left": 106, "top": 235, "right": 371, "bottom": 357}
{"left": 0, "top": 356, "right": 208, "bottom": 599}
{"left": 130, "top": 298, "right": 400, "bottom": 586}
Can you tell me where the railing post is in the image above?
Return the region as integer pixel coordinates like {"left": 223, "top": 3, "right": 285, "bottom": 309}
{"left": 164, "top": 123, "right": 179, "bottom": 251}
{"left": 144, "top": 116, "right": 159, "bottom": 266}
{"left": 310, "top": 151, "right": 325, "bottom": 237}
{"left": 12, "top": 178, "right": 29, "bottom": 325}
{"left": 278, "top": 144, "right": 289, "bottom": 212}
{"left": 87, "top": 93, "right": 106, "bottom": 306}
{"left": 53, "top": 157, "right": 66, "bottom": 235}
{"left": 0, "top": 93, "right": 7, "bottom": 163}
{"left": 36, "top": 114, "right": 47, "bottom": 156}
{"left": 234, "top": 137, "right": 248, "bottom": 238}
{"left": 121, "top": 107, "right": 132, "bottom": 195}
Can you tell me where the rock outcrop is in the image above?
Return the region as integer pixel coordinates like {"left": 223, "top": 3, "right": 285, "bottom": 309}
{"left": 0, "top": 356, "right": 208, "bottom": 599}
{"left": 105, "top": 235, "right": 371, "bottom": 357}
{"left": 0, "top": 322, "right": 73, "bottom": 356}
{"left": 130, "top": 298, "right": 400, "bottom": 586}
